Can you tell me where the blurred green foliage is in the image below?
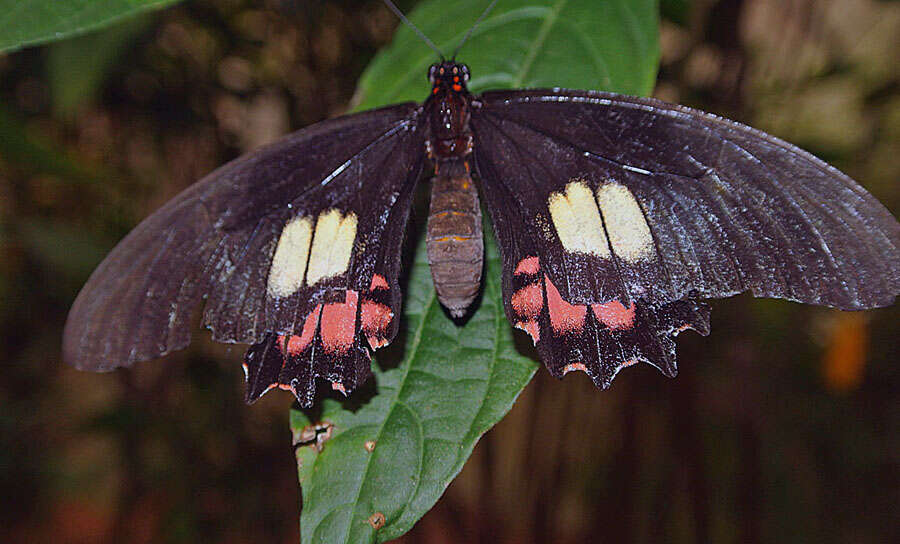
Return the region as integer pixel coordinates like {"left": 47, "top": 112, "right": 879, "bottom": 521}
{"left": 47, "top": 14, "right": 159, "bottom": 118}
{"left": 0, "top": 0, "right": 181, "bottom": 53}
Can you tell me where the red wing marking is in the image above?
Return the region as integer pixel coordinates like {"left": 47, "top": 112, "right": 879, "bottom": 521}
{"left": 511, "top": 283, "right": 543, "bottom": 318}
{"left": 591, "top": 300, "right": 637, "bottom": 330}
{"left": 563, "top": 362, "right": 587, "bottom": 375}
{"left": 514, "top": 256, "right": 540, "bottom": 276}
{"left": 320, "top": 290, "right": 359, "bottom": 354}
{"left": 331, "top": 382, "right": 347, "bottom": 394}
{"left": 280, "top": 305, "right": 322, "bottom": 356}
{"left": 361, "top": 300, "right": 393, "bottom": 348}
{"left": 514, "top": 320, "right": 540, "bottom": 343}
{"left": 285, "top": 335, "right": 304, "bottom": 355}
{"left": 545, "top": 276, "right": 587, "bottom": 334}
{"left": 369, "top": 274, "right": 389, "bottom": 291}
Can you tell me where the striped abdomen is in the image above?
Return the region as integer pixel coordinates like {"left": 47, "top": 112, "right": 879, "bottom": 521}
{"left": 426, "top": 161, "right": 483, "bottom": 317}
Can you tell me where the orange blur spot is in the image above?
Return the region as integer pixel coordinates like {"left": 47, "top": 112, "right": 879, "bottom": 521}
{"left": 823, "top": 312, "right": 867, "bottom": 393}
{"left": 452, "top": 84, "right": 462, "bottom": 92}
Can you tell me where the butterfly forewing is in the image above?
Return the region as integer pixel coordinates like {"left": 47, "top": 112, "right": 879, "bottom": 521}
{"left": 64, "top": 102, "right": 425, "bottom": 405}
{"left": 473, "top": 89, "right": 900, "bottom": 309}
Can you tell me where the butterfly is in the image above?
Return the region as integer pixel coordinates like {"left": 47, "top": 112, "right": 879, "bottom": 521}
{"left": 63, "top": 31, "right": 900, "bottom": 408}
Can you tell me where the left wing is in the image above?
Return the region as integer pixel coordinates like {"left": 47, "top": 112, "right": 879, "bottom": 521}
{"left": 470, "top": 89, "right": 899, "bottom": 387}
{"left": 64, "top": 103, "right": 426, "bottom": 406}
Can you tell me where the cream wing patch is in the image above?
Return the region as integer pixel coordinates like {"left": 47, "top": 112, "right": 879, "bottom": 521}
{"left": 596, "top": 183, "right": 655, "bottom": 262}
{"left": 305, "top": 209, "right": 358, "bottom": 286}
{"left": 268, "top": 216, "right": 313, "bottom": 298}
{"left": 548, "top": 180, "right": 611, "bottom": 258}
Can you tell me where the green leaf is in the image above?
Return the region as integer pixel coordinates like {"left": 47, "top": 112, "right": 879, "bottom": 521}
{"left": 0, "top": 0, "right": 180, "bottom": 54}
{"left": 293, "top": 234, "right": 538, "bottom": 543}
{"left": 293, "top": 1, "right": 660, "bottom": 542}
{"left": 355, "top": 0, "right": 659, "bottom": 111}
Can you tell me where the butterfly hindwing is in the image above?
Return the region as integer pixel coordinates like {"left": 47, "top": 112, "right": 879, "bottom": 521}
{"left": 63, "top": 103, "right": 425, "bottom": 406}
{"left": 471, "top": 89, "right": 899, "bottom": 386}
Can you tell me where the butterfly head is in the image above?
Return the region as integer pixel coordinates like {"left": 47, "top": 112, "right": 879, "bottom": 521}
{"left": 429, "top": 61, "right": 470, "bottom": 95}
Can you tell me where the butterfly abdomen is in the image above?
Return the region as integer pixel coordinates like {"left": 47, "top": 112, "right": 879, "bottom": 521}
{"left": 426, "top": 160, "right": 483, "bottom": 317}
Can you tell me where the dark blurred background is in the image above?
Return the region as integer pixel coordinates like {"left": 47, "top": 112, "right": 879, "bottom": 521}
{"left": 1, "top": 0, "right": 897, "bottom": 542}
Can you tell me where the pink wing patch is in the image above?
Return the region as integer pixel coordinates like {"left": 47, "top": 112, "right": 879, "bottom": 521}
{"left": 514, "top": 256, "right": 540, "bottom": 275}
{"left": 243, "top": 271, "right": 400, "bottom": 406}
{"left": 369, "top": 273, "right": 389, "bottom": 291}
{"left": 283, "top": 305, "right": 321, "bottom": 355}
{"left": 504, "top": 256, "right": 711, "bottom": 389}
{"left": 545, "top": 277, "right": 587, "bottom": 334}
{"left": 320, "top": 290, "right": 359, "bottom": 354}
{"left": 591, "top": 300, "right": 636, "bottom": 330}
{"left": 361, "top": 301, "right": 393, "bottom": 348}
{"left": 510, "top": 256, "right": 544, "bottom": 343}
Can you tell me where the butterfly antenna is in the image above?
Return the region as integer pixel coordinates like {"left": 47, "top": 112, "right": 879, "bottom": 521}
{"left": 451, "top": 0, "right": 499, "bottom": 60}
{"left": 382, "top": 0, "right": 444, "bottom": 60}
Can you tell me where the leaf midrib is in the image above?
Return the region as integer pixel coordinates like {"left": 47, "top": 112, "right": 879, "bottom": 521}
{"left": 386, "top": 251, "right": 509, "bottom": 537}
{"left": 337, "top": 285, "right": 437, "bottom": 543}
{"left": 511, "top": 0, "right": 570, "bottom": 88}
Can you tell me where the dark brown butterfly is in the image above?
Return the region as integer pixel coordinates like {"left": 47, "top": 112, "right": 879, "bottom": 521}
{"left": 63, "top": 53, "right": 900, "bottom": 407}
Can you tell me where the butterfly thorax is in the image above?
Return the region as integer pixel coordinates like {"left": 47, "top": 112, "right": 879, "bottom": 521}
{"left": 425, "top": 61, "right": 474, "bottom": 158}
{"left": 424, "top": 61, "right": 483, "bottom": 317}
